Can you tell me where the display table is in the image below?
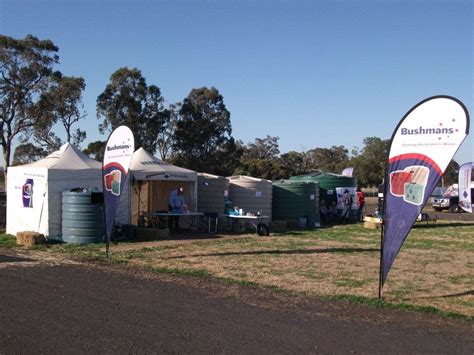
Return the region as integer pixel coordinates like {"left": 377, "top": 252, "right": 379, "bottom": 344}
{"left": 220, "top": 214, "right": 270, "bottom": 236}
{"left": 142, "top": 212, "right": 204, "bottom": 231}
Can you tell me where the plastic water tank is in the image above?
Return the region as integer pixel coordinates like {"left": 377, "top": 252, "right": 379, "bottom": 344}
{"left": 227, "top": 175, "right": 273, "bottom": 221}
{"left": 197, "top": 173, "right": 229, "bottom": 214}
{"left": 272, "top": 180, "right": 320, "bottom": 227}
{"left": 290, "top": 171, "right": 356, "bottom": 205}
{"left": 62, "top": 187, "right": 105, "bottom": 244}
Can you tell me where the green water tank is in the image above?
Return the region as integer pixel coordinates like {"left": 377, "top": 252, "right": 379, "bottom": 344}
{"left": 62, "top": 187, "right": 105, "bottom": 244}
{"left": 272, "top": 180, "right": 320, "bottom": 227}
{"left": 289, "top": 171, "right": 357, "bottom": 206}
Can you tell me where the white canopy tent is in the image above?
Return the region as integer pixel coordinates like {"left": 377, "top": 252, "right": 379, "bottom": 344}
{"left": 6, "top": 143, "right": 102, "bottom": 239}
{"left": 116, "top": 148, "right": 198, "bottom": 225}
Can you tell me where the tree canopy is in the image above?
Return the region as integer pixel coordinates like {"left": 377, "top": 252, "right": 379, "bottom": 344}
{"left": 351, "top": 137, "right": 390, "bottom": 187}
{"left": 0, "top": 34, "right": 59, "bottom": 170}
{"left": 96, "top": 67, "right": 170, "bottom": 154}
{"left": 25, "top": 73, "right": 87, "bottom": 153}
{"left": 172, "top": 87, "right": 237, "bottom": 175}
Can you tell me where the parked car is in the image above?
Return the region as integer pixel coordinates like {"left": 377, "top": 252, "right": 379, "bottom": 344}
{"left": 430, "top": 186, "right": 447, "bottom": 204}
{"left": 432, "top": 183, "right": 474, "bottom": 212}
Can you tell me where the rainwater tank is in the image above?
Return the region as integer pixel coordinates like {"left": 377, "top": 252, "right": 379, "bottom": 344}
{"left": 272, "top": 180, "right": 320, "bottom": 227}
{"left": 62, "top": 187, "right": 105, "bottom": 244}
{"left": 197, "top": 173, "right": 229, "bottom": 214}
{"left": 290, "top": 171, "right": 356, "bottom": 205}
{"left": 227, "top": 176, "right": 273, "bottom": 221}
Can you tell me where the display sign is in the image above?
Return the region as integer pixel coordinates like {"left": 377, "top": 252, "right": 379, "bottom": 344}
{"left": 458, "top": 162, "right": 472, "bottom": 213}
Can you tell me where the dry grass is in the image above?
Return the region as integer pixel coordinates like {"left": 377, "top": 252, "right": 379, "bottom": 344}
{"left": 108, "top": 221, "right": 473, "bottom": 317}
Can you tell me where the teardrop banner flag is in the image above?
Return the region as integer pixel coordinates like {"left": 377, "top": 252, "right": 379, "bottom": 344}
{"left": 380, "top": 96, "right": 469, "bottom": 294}
{"left": 103, "top": 126, "right": 134, "bottom": 255}
{"left": 458, "top": 162, "right": 472, "bottom": 213}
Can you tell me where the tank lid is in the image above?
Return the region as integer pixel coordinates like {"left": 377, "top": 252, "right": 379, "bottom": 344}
{"left": 67, "top": 187, "right": 103, "bottom": 194}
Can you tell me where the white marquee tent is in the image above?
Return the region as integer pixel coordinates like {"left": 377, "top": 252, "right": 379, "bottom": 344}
{"left": 117, "top": 148, "right": 198, "bottom": 225}
{"left": 6, "top": 143, "right": 102, "bottom": 239}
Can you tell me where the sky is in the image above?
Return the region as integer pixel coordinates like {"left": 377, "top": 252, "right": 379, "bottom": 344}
{"left": 1, "top": 0, "right": 473, "bottom": 165}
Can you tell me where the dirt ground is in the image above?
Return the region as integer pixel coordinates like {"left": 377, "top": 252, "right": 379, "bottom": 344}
{"left": 0, "top": 248, "right": 472, "bottom": 354}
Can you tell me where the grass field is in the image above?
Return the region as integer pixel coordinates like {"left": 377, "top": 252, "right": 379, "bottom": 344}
{"left": 1, "top": 220, "right": 473, "bottom": 318}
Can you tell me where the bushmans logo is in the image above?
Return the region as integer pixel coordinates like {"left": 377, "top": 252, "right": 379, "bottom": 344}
{"left": 107, "top": 144, "right": 131, "bottom": 151}
{"left": 401, "top": 126, "right": 454, "bottom": 135}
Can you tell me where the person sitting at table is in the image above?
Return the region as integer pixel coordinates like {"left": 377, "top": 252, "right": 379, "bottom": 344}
{"left": 168, "top": 187, "right": 185, "bottom": 231}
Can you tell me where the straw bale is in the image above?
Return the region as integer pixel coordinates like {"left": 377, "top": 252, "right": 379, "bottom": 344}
{"left": 16, "top": 231, "right": 46, "bottom": 246}
{"left": 364, "top": 221, "right": 381, "bottom": 230}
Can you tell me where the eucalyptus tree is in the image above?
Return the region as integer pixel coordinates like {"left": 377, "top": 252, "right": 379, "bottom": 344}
{"left": 0, "top": 34, "right": 59, "bottom": 171}
{"left": 173, "top": 87, "right": 237, "bottom": 175}
{"left": 25, "top": 73, "right": 87, "bottom": 153}
{"left": 97, "top": 67, "right": 170, "bottom": 153}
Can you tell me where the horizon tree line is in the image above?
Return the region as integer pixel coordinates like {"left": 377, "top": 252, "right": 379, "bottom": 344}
{"left": 0, "top": 34, "right": 461, "bottom": 187}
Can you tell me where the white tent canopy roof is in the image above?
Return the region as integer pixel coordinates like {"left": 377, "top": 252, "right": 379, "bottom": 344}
{"left": 23, "top": 142, "right": 101, "bottom": 170}
{"left": 130, "top": 147, "right": 196, "bottom": 181}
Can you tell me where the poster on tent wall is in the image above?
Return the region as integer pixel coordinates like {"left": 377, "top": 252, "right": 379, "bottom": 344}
{"left": 103, "top": 126, "right": 135, "bottom": 246}
{"left": 458, "top": 162, "right": 472, "bottom": 213}
{"left": 381, "top": 96, "right": 469, "bottom": 290}
{"left": 335, "top": 187, "right": 357, "bottom": 209}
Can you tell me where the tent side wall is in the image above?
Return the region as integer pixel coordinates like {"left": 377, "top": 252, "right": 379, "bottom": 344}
{"left": 6, "top": 167, "right": 49, "bottom": 237}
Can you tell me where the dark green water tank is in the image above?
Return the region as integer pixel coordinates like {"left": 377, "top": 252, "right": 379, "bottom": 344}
{"left": 289, "top": 171, "right": 357, "bottom": 205}
{"left": 62, "top": 188, "right": 105, "bottom": 244}
{"left": 272, "top": 180, "right": 320, "bottom": 227}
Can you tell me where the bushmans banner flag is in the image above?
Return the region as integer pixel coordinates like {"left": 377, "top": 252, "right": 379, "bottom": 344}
{"left": 103, "top": 126, "right": 134, "bottom": 252}
{"left": 381, "top": 96, "right": 469, "bottom": 291}
{"left": 458, "top": 162, "right": 472, "bottom": 213}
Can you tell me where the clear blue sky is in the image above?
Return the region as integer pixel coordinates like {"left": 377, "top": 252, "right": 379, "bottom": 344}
{"left": 1, "top": 0, "right": 473, "bottom": 165}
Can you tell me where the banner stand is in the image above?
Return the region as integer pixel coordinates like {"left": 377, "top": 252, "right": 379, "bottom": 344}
{"left": 379, "top": 95, "right": 469, "bottom": 293}
{"left": 102, "top": 125, "right": 135, "bottom": 258}
{"left": 378, "top": 223, "right": 384, "bottom": 299}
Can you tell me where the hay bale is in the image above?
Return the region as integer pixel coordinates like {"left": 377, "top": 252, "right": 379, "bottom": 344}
{"left": 135, "top": 227, "right": 170, "bottom": 241}
{"left": 16, "top": 231, "right": 46, "bottom": 246}
{"left": 270, "top": 220, "right": 287, "bottom": 233}
{"left": 364, "top": 221, "right": 381, "bottom": 230}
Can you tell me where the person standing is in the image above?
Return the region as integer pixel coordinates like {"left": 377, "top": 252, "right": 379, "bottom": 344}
{"left": 357, "top": 187, "right": 365, "bottom": 222}
{"left": 168, "top": 187, "right": 185, "bottom": 231}
{"left": 341, "top": 189, "right": 352, "bottom": 224}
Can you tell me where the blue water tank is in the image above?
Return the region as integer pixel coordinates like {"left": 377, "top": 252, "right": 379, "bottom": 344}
{"left": 62, "top": 187, "right": 105, "bottom": 244}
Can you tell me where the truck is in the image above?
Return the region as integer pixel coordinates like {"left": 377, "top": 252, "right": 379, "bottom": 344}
{"left": 432, "top": 182, "right": 474, "bottom": 212}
